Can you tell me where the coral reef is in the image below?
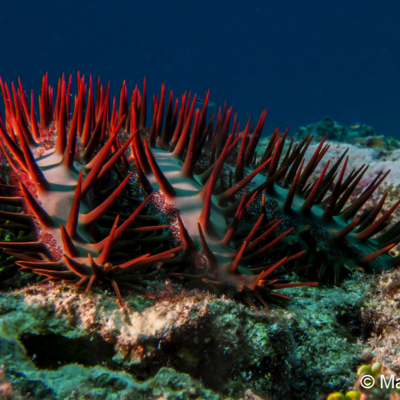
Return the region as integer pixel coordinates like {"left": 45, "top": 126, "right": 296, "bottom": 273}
{"left": 323, "top": 267, "right": 400, "bottom": 399}
{"left": 296, "top": 116, "right": 399, "bottom": 151}
{"left": 0, "top": 276, "right": 374, "bottom": 399}
{"left": 0, "top": 73, "right": 400, "bottom": 398}
{"left": 358, "top": 269, "right": 400, "bottom": 374}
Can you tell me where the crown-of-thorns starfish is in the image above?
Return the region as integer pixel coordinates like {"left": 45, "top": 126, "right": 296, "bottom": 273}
{"left": 0, "top": 73, "right": 396, "bottom": 308}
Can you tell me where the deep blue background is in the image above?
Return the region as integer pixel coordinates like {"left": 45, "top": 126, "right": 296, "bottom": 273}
{"left": 0, "top": 1, "right": 399, "bottom": 137}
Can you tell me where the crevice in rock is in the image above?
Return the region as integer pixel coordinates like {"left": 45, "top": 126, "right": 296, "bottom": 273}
{"left": 19, "top": 333, "right": 116, "bottom": 370}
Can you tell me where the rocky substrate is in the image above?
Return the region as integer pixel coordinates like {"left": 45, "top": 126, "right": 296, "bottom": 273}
{"left": 0, "top": 272, "right": 390, "bottom": 400}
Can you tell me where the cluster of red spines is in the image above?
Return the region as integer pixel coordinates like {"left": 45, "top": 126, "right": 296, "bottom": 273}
{"left": 0, "top": 73, "right": 183, "bottom": 305}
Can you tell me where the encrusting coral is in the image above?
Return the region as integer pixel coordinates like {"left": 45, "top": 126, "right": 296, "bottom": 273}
{"left": 0, "top": 73, "right": 398, "bottom": 309}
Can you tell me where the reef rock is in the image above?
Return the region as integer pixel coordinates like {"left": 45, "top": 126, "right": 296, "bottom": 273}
{"left": 296, "top": 116, "right": 398, "bottom": 150}
{"left": 0, "top": 276, "right": 377, "bottom": 399}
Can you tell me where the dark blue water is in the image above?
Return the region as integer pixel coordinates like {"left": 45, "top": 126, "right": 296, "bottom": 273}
{"left": 0, "top": 0, "right": 399, "bottom": 137}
